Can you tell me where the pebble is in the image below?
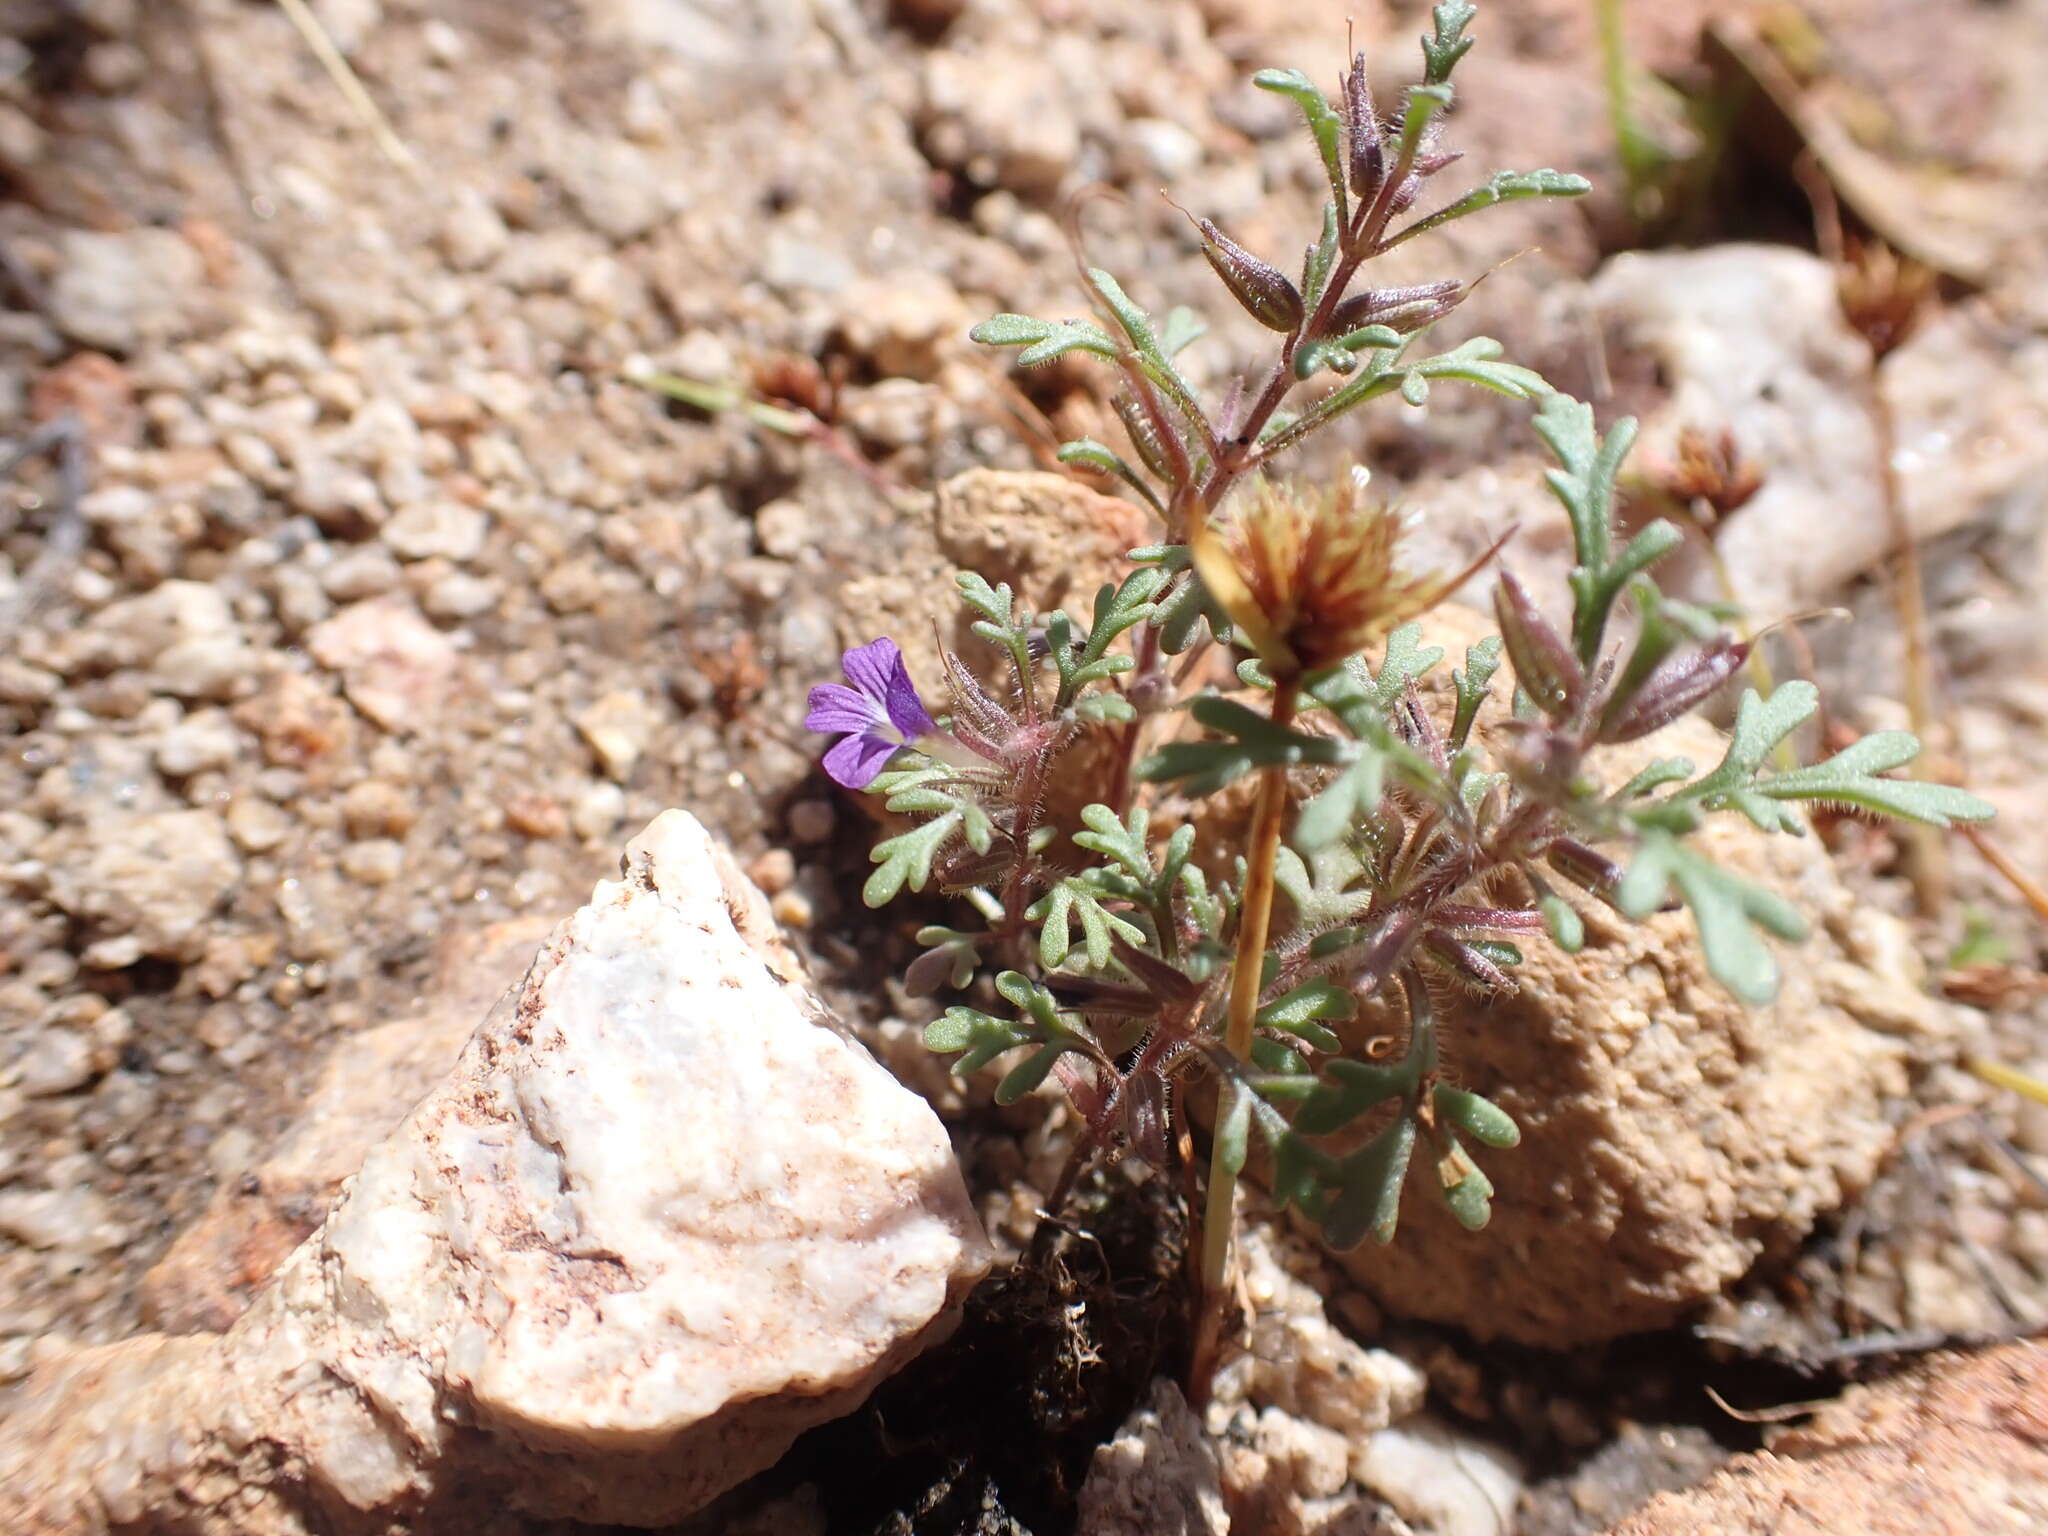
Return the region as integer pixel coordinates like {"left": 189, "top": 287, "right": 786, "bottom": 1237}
{"left": 307, "top": 596, "right": 461, "bottom": 734}
{"left": 0, "top": 1187, "right": 120, "bottom": 1252}
{"left": 503, "top": 794, "right": 567, "bottom": 839}
{"left": 382, "top": 500, "right": 487, "bottom": 563}
{"left": 423, "top": 571, "right": 500, "bottom": 621}
{"left": 225, "top": 796, "right": 290, "bottom": 853}
{"left": 438, "top": 193, "right": 508, "bottom": 270}
{"left": 570, "top": 780, "right": 625, "bottom": 841}
{"left": 320, "top": 546, "right": 403, "bottom": 600}
{"left": 787, "top": 799, "right": 836, "bottom": 844}
{"left": 154, "top": 712, "right": 240, "bottom": 777}
{"left": 48, "top": 809, "right": 242, "bottom": 962}
{"left": 753, "top": 498, "right": 812, "bottom": 561}
{"left": 340, "top": 838, "right": 404, "bottom": 885}
{"left": 339, "top": 779, "right": 417, "bottom": 840}
{"left": 747, "top": 847, "right": 796, "bottom": 895}
{"left": 47, "top": 228, "right": 203, "bottom": 353}
{"left": 770, "top": 890, "right": 813, "bottom": 929}
{"left": 13, "top": 1031, "right": 96, "bottom": 1098}
{"left": 574, "top": 690, "right": 661, "bottom": 782}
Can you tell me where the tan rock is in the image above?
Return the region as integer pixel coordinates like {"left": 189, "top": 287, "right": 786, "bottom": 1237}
{"left": 0, "top": 811, "right": 990, "bottom": 1532}
{"left": 1078, "top": 1380, "right": 1231, "bottom": 1536}
{"left": 839, "top": 467, "right": 1156, "bottom": 692}
{"left": 1239, "top": 606, "right": 1947, "bottom": 1345}
{"left": 1607, "top": 1342, "right": 2048, "bottom": 1535}
{"left": 307, "top": 594, "right": 462, "bottom": 734}
{"left": 139, "top": 918, "right": 554, "bottom": 1333}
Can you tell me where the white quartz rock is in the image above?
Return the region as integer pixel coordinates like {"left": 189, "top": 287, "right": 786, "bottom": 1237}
{"left": 0, "top": 810, "right": 991, "bottom": 1533}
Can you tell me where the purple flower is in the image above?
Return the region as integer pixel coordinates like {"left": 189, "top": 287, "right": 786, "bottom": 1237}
{"left": 805, "top": 638, "right": 937, "bottom": 789}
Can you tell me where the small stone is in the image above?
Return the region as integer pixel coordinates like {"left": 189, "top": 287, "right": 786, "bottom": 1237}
{"left": 340, "top": 839, "right": 403, "bottom": 885}
{"left": 48, "top": 228, "right": 204, "bottom": 353}
{"left": 571, "top": 780, "right": 625, "bottom": 841}
{"left": 206, "top": 1126, "right": 259, "bottom": 1183}
{"left": 47, "top": 809, "right": 242, "bottom": 962}
{"left": 1125, "top": 117, "right": 1203, "bottom": 181}
{"left": 1352, "top": 1414, "right": 1524, "bottom": 1536}
{"left": 559, "top": 136, "right": 670, "bottom": 242}
{"left": 308, "top": 596, "right": 462, "bottom": 734}
{"left": 339, "top": 779, "right": 416, "bottom": 840}
{"left": 574, "top": 690, "right": 661, "bottom": 781}
{"left": 769, "top": 890, "right": 813, "bottom": 930}
{"left": 225, "top": 796, "right": 291, "bottom": 853}
{"left": 422, "top": 571, "right": 499, "bottom": 621}
{"left": 753, "top": 498, "right": 812, "bottom": 561}
{"left": 0, "top": 1186, "right": 119, "bottom": 1251}
{"left": 787, "top": 800, "right": 835, "bottom": 844}
{"left": 13, "top": 1030, "right": 96, "bottom": 1097}
{"left": 746, "top": 848, "right": 796, "bottom": 895}
{"left": 834, "top": 274, "right": 968, "bottom": 381}
{"left": 0, "top": 103, "right": 45, "bottom": 167}
{"left": 154, "top": 712, "right": 240, "bottom": 778}
{"left": 320, "top": 546, "right": 402, "bottom": 600}
{"left": 438, "top": 194, "right": 507, "bottom": 270}
{"left": 1079, "top": 1381, "right": 1230, "bottom": 1536}
{"left": 382, "top": 501, "right": 487, "bottom": 563}
{"left": 503, "top": 794, "right": 567, "bottom": 840}
{"left": 0, "top": 659, "right": 59, "bottom": 705}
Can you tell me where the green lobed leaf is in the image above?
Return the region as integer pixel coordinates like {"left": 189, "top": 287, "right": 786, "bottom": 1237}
{"left": 1421, "top": 0, "right": 1479, "bottom": 84}
{"left": 970, "top": 313, "right": 1122, "bottom": 367}
{"left": 1450, "top": 634, "right": 1502, "bottom": 749}
{"left": 1254, "top": 71, "right": 1348, "bottom": 218}
{"left": 1615, "top": 832, "right": 1806, "bottom": 1004}
{"left": 1399, "top": 337, "right": 1550, "bottom": 404}
{"left": 1294, "top": 754, "right": 1385, "bottom": 851}
{"left": 1255, "top": 978, "right": 1355, "bottom": 1045}
{"left": 1058, "top": 438, "right": 1165, "bottom": 513}
{"left": 1433, "top": 1084, "right": 1520, "bottom": 1148}
{"left": 1382, "top": 168, "right": 1593, "bottom": 250}
{"left": 1756, "top": 731, "right": 1995, "bottom": 828}
{"left": 996, "top": 1042, "right": 1065, "bottom": 1105}
{"left": 925, "top": 1005, "right": 1034, "bottom": 1074}
{"left": 865, "top": 811, "right": 963, "bottom": 906}
{"left": 1323, "top": 1117, "right": 1418, "bottom": 1248}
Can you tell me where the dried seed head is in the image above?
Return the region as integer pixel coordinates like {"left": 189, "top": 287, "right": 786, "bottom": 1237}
{"left": 1656, "top": 426, "right": 1763, "bottom": 526}
{"left": 1836, "top": 239, "right": 1935, "bottom": 360}
{"left": 1193, "top": 475, "right": 1484, "bottom": 677}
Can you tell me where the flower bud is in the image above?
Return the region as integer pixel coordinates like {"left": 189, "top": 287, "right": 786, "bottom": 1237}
{"left": 1343, "top": 53, "right": 1384, "bottom": 198}
{"left": 1328, "top": 280, "right": 1464, "bottom": 338}
{"left": 1196, "top": 218, "right": 1305, "bottom": 333}
{"left": 1600, "top": 638, "right": 1749, "bottom": 743}
{"left": 1494, "top": 571, "right": 1586, "bottom": 721}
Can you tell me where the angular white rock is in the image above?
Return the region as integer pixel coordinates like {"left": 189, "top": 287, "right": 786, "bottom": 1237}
{"left": 0, "top": 810, "right": 991, "bottom": 1532}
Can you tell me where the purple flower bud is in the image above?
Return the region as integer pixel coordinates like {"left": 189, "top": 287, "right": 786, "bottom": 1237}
{"left": 1599, "top": 639, "right": 1750, "bottom": 743}
{"left": 804, "top": 637, "right": 936, "bottom": 789}
{"left": 1343, "top": 53, "right": 1384, "bottom": 198}
{"left": 1196, "top": 218, "right": 1304, "bottom": 333}
{"left": 1494, "top": 572, "right": 1586, "bottom": 721}
{"left": 1328, "top": 281, "right": 1465, "bottom": 338}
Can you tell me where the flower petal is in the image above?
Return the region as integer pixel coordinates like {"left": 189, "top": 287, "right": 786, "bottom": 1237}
{"left": 880, "top": 659, "right": 936, "bottom": 740}
{"left": 805, "top": 681, "right": 887, "bottom": 736}
{"left": 821, "top": 729, "right": 898, "bottom": 789}
{"left": 840, "top": 638, "right": 908, "bottom": 704}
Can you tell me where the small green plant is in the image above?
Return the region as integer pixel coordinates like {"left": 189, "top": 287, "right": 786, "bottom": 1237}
{"left": 805, "top": 4, "right": 1993, "bottom": 1395}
